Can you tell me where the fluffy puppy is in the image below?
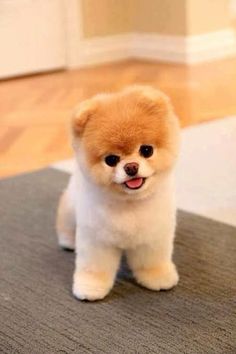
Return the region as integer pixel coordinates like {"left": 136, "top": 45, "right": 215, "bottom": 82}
{"left": 56, "top": 85, "right": 180, "bottom": 301}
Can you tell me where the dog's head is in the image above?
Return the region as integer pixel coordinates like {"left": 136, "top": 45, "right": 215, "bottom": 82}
{"left": 72, "top": 86, "right": 180, "bottom": 199}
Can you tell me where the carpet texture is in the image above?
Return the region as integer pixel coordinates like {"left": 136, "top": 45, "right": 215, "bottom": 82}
{"left": 0, "top": 169, "right": 235, "bottom": 354}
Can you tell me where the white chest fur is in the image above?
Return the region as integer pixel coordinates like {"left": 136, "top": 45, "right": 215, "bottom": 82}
{"left": 69, "top": 169, "right": 176, "bottom": 249}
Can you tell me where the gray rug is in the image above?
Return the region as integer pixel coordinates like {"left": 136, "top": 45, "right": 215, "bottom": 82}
{"left": 0, "top": 169, "right": 235, "bottom": 354}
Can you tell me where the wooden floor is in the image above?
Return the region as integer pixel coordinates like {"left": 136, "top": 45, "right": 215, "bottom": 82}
{"left": 1, "top": 58, "right": 236, "bottom": 178}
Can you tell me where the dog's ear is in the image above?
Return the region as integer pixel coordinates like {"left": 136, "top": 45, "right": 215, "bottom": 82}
{"left": 71, "top": 99, "right": 97, "bottom": 137}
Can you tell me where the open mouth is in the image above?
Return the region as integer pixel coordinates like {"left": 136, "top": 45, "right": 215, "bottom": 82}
{"left": 124, "top": 177, "right": 146, "bottom": 190}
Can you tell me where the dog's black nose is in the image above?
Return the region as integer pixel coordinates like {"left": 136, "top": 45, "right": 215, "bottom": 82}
{"left": 124, "top": 162, "right": 139, "bottom": 177}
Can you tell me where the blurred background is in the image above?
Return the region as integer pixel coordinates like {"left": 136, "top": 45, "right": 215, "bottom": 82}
{"left": 0, "top": 0, "right": 236, "bottom": 225}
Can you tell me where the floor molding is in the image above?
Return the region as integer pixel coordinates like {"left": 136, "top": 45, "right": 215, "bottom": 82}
{"left": 73, "top": 29, "right": 236, "bottom": 67}
{"left": 76, "top": 34, "right": 131, "bottom": 67}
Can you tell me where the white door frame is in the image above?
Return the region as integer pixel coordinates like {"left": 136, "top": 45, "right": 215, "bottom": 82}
{"left": 63, "top": 0, "right": 84, "bottom": 68}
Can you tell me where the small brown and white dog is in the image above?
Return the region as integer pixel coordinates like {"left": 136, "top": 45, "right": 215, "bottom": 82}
{"left": 56, "top": 85, "right": 180, "bottom": 301}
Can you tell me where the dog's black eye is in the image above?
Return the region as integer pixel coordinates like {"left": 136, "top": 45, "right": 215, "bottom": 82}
{"left": 105, "top": 154, "right": 120, "bottom": 167}
{"left": 139, "top": 145, "right": 153, "bottom": 158}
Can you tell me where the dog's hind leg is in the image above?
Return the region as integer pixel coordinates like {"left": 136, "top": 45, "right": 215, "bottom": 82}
{"left": 56, "top": 188, "right": 76, "bottom": 251}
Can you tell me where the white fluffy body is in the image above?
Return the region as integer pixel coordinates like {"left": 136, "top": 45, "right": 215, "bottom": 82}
{"left": 57, "top": 161, "right": 178, "bottom": 301}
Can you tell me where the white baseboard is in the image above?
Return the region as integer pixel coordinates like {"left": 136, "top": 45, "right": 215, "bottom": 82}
{"left": 132, "top": 29, "right": 236, "bottom": 63}
{"left": 72, "top": 29, "right": 236, "bottom": 67}
{"left": 75, "top": 34, "right": 131, "bottom": 67}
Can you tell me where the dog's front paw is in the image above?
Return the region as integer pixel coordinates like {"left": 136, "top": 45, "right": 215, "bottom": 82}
{"left": 58, "top": 232, "right": 75, "bottom": 251}
{"left": 73, "top": 270, "right": 113, "bottom": 301}
{"left": 134, "top": 261, "right": 179, "bottom": 291}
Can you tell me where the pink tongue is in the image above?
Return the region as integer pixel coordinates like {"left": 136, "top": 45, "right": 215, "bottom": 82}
{"left": 125, "top": 178, "right": 143, "bottom": 189}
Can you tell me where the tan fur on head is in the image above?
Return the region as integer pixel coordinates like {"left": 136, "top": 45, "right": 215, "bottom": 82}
{"left": 71, "top": 85, "right": 180, "bottom": 198}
